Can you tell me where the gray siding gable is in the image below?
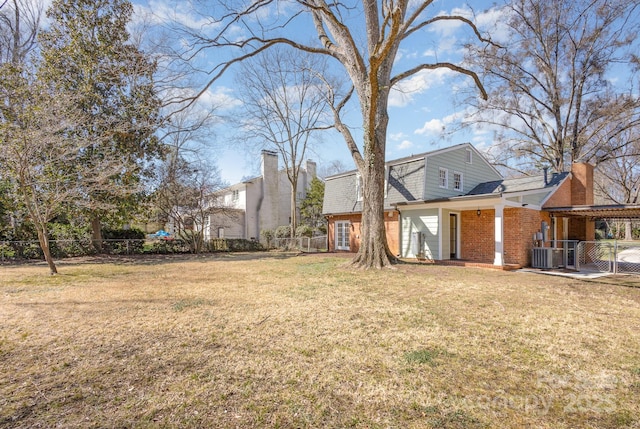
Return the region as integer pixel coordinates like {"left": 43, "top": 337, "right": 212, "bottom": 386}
{"left": 322, "top": 157, "right": 426, "bottom": 214}
{"left": 423, "top": 144, "right": 502, "bottom": 200}
{"left": 386, "top": 158, "right": 425, "bottom": 206}
{"left": 322, "top": 143, "right": 501, "bottom": 215}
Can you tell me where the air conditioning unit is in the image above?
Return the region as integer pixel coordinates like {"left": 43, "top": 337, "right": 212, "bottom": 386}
{"left": 532, "top": 247, "right": 562, "bottom": 269}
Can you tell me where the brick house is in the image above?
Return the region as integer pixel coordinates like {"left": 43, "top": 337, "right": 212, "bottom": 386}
{"left": 323, "top": 143, "right": 595, "bottom": 268}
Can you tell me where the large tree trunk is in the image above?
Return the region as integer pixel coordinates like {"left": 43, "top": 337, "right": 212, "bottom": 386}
{"left": 36, "top": 226, "right": 58, "bottom": 275}
{"left": 350, "top": 157, "right": 395, "bottom": 268}
{"left": 349, "top": 92, "right": 396, "bottom": 269}
{"left": 91, "top": 214, "right": 103, "bottom": 253}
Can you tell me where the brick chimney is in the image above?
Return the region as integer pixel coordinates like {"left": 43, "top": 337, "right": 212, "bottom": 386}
{"left": 306, "top": 159, "right": 317, "bottom": 179}
{"left": 570, "top": 162, "right": 594, "bottom": 205}
{"left": 260, "top": 150, "right": 279, "bottom": 232}
{"left": 261, "top": 150, "right": 279, "bottom": 180}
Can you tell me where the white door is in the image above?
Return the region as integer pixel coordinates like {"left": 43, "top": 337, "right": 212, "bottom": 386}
{"left": 335, "top": 221, "right": 350, "bottom": 250}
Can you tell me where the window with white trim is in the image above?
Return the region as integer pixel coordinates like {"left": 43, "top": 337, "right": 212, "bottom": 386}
{"left": 439, "top": 168, "right": 448, "bottom": 189}
{"left": 466, "top": 149, "right": 473, "bottom": 164}
{"left": 453, "top": 172, "right": 463, "bottom": 191}
{"left": 231, "top": 190, "right": 239, "bottom": 202}
{"left": 335, "top": 221, "right": 350, "bottom": 250}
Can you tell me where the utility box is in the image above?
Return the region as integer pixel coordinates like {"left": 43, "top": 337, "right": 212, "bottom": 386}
{"left": 411, "top": 231, "right": 424, "bottom": 258}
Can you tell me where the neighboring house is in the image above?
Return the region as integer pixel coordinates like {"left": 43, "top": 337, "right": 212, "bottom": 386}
{"left": 205, "top": 150, "right": 317, "bottom": 242}
{"left": 323, "top": 142, "right": 597, "bottom": 268}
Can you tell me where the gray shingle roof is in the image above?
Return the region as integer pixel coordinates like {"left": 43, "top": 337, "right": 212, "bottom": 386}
{"left": 467, "top": 172, "right": 569, "bottom": 195}
{"left": 322, "top": 174, "right": 361, "bottom": 214}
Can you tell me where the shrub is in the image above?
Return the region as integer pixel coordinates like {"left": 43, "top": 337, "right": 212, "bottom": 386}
{"left": 147, "top": 239, "right": 190, "bottom": 254}
{"left": 275, "top": 225, "right": 292, "bottom": 238}
{"left": 102, "top": 228, "right": 146, "bottom": 240}
{"left": 206, "top": 239, "right": 264, "bottom": 252}
{"left": 260, "top": 229, "right": 274, "bottom": 248}
{"left": 101, "top": 228, "right": 146, "bottom": 254}
{"left": 48, "top": 222, "right": 93, "bottom": 257}
{"left": 295, "top": 224, "right": 313, "bottom": 238}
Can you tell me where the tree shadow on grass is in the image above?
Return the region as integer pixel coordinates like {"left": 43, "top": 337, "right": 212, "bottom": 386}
{"left": 2, "top": 251, "right": 331, "bottom": 269}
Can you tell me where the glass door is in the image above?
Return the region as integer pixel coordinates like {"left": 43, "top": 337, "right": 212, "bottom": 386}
{"left": 449, "top": 214, "right": 457, "bottom": 259}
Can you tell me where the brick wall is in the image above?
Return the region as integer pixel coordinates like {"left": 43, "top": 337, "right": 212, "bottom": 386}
{"left": 327, "top": 211, "right": 399, "bottom": 255}
{"left": 384, "top": 211, "right": 400, "bottom": 256}
{"left": 568, "top": 217, "right": 595, "bottom": 241}
{"left": 327, "top": 214, "right": 361, "bottom": 253}
{"left": 461, "top": 209, "right": 494, "bottom": 262}
{"left": 571, "top": 162, "right": 594, "bottom": 205}
{"left": 461, "top": 208, "right": 553, "bottom": 266}
{"left": 543, "top": 178, "right": 572, "bottom": 207}
{"left": 504, "top": 208, "right": 551, "bottom": 266}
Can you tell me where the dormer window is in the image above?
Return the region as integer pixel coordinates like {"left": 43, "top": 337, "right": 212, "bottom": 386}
{"left": 231, "top": 190, "right": 239, "bottom": 202}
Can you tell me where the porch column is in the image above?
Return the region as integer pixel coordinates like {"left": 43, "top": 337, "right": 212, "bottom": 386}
{"left": 494, "top": 204, "right": 504, "bottom": 266}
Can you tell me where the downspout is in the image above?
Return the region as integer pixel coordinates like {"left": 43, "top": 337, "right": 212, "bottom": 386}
{"left": 255, "top": 180, "right": 264, "bottom": 241}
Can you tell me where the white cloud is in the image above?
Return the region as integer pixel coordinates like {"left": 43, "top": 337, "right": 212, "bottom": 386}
{"left": 198, "top": 86, "right": 242, "bottom": 111}
{"left": 389, "top": 68, "right": 455, "bottom": 107}
{"left": 134, "top": 0, "right": 216, "bottom": 30}
{"left": 415, "top": 118, "right": 445, "bottom": 135}
{"left": 422, "top": 48, "right": 436, "bottom": 58}
{"left": 414, "top": 110, "right": 465, "bottom": 135}
{"left": 397, "top": 140, "right": 414, "bottom": 150}
{"left": 389, "top": 132, "right": 408, "bottom": 141}
{"left": 473, "top": 6, "right": 513, "bottom": 44}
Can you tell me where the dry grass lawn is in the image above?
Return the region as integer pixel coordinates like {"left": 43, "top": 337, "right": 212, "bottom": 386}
{"left": 1, "top": 252, "right": 640, "bottom": 428}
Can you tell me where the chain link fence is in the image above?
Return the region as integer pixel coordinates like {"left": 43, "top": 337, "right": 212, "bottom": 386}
{"left": 577, "top": 240, "right": 640, "bottom": 274}
{"left": 0, "top": 239, "right": 147, "bottom": 261}
{"left": 0, "top": 237, "right": 265, "bottom": 262}
{"left": 272, "top": 235, "right": 327, "bottom": 252}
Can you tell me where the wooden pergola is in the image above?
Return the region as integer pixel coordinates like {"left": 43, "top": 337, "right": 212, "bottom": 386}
{"left": 545, "top": 204, "right": 640, "bottom": 219}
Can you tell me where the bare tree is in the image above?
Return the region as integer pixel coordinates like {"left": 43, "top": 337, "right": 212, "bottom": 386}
{"left": 173, "top": 0, "right": 490, "bottom": 268}
{"left": 467, "top": 0, "right": 640, "bottom": 174}
{"left": 595, "top": 145, "right": 640, "bottom": 206}
{"left": 0, "top": 68, "right": 119, "bottom": 274}
{"left": 594, "top": 134, "right": 640, "bottom": 240}
{"left": 0, "top": 0, "right": 43, "bottom": 239}
{"left": 0, "top": 0, "right": 43, "bottom": 65}
{"left": 154, "top": 158, "right": 231, "bottom": 253}
{"left": 152, "top": 104, "right": 237, "bottom": 253}
{"left": 235, "top": 47, "right": 332, "bottom": 238}
{"left": 318, "top": 159, "right": 349, "bottom": 179}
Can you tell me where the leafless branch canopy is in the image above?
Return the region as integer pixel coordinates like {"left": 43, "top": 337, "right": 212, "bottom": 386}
{"left": 465, "top": 0, "right": 640, "bottom": 173}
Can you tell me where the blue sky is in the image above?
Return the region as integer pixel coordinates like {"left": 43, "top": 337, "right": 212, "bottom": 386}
{"left": 126, "top": 0, "right": 508, "bottom": 184}
{"left": 33, "top": 0, "right": 639, "bottom": 184}
{"left": 37, "top": 0, "right": 506, "bottom": 183}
